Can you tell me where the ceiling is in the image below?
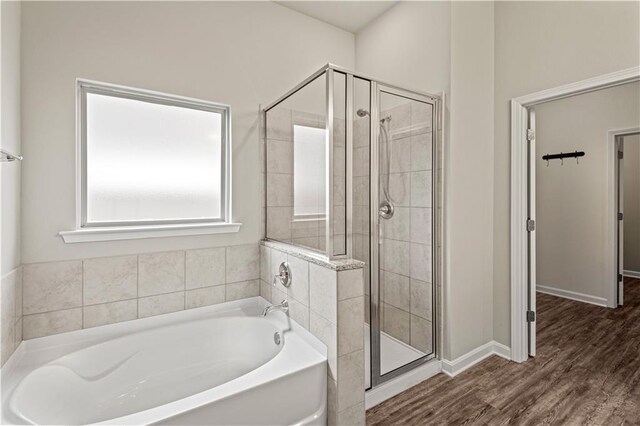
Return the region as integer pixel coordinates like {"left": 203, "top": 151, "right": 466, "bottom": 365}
{"left": 274, "top": 1, "right": 399, "bottom": 34}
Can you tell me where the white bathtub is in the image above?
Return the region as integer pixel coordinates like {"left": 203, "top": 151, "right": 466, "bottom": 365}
{"left": 1, "top": 297, "right": 327, "bottom": 425}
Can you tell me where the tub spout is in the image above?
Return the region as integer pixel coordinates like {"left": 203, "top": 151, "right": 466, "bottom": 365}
{"left": 262, "top": 300, "right": 289, "bottom": 316}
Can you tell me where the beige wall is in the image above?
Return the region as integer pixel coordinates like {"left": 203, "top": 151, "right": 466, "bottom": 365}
{"left": 624, "top": 134, "right": 640, "bottom": 274}
{"left": 20, "top": 1, "right": 355, "bottom": 264}
{"left": 355, "top": 1, "right": 451, "bottom": 95}
{"left": 493, "top": 1, "right": 640, "bottom": 345}
{"left": 1, "top": 0, "right": 21, "bottom": 275}
{"left": 1, "top": 0, "right": 23, "bottom": 365}
{"left": 535, "top": 83, "right": 640, "bottom": 300}
{"left": 356, "top": 1, "right": 495, "bottom": 359}
{"left": 448, "top": 1, "right": 495, "bottom": 358}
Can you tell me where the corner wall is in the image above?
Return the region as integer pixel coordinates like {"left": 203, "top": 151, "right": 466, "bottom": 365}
{"left": 1, "top": 0, "right": 23, "bottom": 365}
{"left": 1, "top": 0, "right": 21, "bottom": 274}
{"left": 493, "top": 1, "right": 640, "bottom": 346}
{"left": 448, "top": 1, "right": 495, "bottom": 359}
{"left": 355, "top": 1, "right": 496, "bottom": 360}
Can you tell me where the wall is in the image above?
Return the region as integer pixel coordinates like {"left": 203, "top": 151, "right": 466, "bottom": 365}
{"left": 535, "top": 83, "right": 640, "bottom": 300}
{"left": 493, "top": 1, "right": 640, "bottom": 346}
{"left": 356, "top": 1, "right": 496, "bottom": 360}
{"left": 20, "top": 1, "right": 355, "bottom": 264}
{"left": 624, "top": 134, "right": 640, "bottom": 274}
{"left": 377, "top": 100, "right": 435, "bottom": 355}
{"left": 447, "top": 1, "right": 495, "bottom": 359}
{"left": 1, "top": 0, "right": 21, "bottom": 274}
{"left": 1, "top": 0, "right": 23, "bottom": 365}
{"left": 355, "top": 1, "right": 451, "bottom": 96}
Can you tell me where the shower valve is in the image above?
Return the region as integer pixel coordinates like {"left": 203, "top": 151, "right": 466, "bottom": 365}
{"left": 273, "top": 262, "right": 291, "bottom": 288}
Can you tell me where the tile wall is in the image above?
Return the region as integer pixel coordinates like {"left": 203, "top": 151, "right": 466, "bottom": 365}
{"left": 374, "top": 101, "right": 435, "bottom": 354}
{"left": 352, "top": 116, "right": 371, "bottom": 324}
{"left": 260, "top": 241, "right": 365, "bottom": 425}
{"left": 17, "top": 244, "right": 260, "bottom": 341}
{"left": 1, "top": 267, "right": 23, "bottom": 365}
{"left": 264, "top": 105, "right": 347, "bottom": 256}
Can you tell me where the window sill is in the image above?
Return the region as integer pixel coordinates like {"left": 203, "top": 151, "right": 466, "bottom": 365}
{"left": 59, "top": 222, "right": 242, "bottom": 243}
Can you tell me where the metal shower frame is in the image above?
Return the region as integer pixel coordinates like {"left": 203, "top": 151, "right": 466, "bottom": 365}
{"left": 262, "top": 63, "right": 444, "bottom": 387}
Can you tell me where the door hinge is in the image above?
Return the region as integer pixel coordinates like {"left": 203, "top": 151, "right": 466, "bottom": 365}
{"left": 527, "top": 219, "right": 535, "bottom": 232}
{"left": 527, "top": 311, "right": 536, "bottom": 322}
{"left": 527, "top": 129, "right": 535, "bottom": 141}
{"left": 619, "top": 212, "right": 624, "bottom": 220}
{"left": 618, "top": 151, "right": 624, "bottom": 159}
{"left": 619, "top": 274, "right": 623, "bottom": 282}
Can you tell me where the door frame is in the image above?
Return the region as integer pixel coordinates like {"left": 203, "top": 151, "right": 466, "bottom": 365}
{"left": 369, "top": 83, "right": 442, "bottom": 387}
{"left": 610, "top": 128, "right": 640, "bottom": 307}
{"left": 510, "top": 66, "right": 640, "bottom": 363}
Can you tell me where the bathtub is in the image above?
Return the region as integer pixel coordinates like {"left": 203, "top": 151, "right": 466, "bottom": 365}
{"left": 1, "top": 297, "right": 327, "bottom": 425}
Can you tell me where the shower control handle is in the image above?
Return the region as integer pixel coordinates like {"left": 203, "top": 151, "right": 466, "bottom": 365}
{"left": 273, "top": 262, "right": 291, "bottom": 288}
{"left": 379, "top": 201, "right": 394, "bottom": 219}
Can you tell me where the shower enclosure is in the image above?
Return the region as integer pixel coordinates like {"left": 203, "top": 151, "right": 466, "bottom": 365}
{"left": 263, "top": 64, "right": 441, "bottom": 389}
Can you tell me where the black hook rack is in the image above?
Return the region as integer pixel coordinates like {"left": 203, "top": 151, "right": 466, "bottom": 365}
{"left": 542, "top": 151, "right": 585, "bottom": 166}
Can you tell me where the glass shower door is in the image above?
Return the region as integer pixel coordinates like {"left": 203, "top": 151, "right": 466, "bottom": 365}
{"left": 373, "top": 86, "right": 436, "bottom": 381}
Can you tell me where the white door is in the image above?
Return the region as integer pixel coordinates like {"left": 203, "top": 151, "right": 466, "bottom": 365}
{"left": 528, "top": 108, "right": 537, "bottom": 357}
{"left": 617, "top": 137, "right": 624, "bottom": 305}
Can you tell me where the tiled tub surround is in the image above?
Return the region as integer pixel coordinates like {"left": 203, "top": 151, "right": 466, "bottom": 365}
{"left": 260, "top": 241, "right": 365, "bottom": 425}
{"left": 1, "top": 267, "right": 23, "bottom": 366}
{"left": 264, "top": 104, "right": 347, "bottom": 255}
{"left": 379, "top": 101, "right": 434, "bottom": 354}
{"left": 20, "top": 244, "right": 260, "bottom": 340}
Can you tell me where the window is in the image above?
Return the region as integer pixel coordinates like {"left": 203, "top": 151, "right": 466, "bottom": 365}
{"left": 293, "top": 125, "right": 327, "bottom": 218}
{"left": 60, "top": 80, "right": 239, "bottom": 243}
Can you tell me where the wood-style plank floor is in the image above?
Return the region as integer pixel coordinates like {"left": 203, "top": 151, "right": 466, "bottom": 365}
{"left": 367, "top": 278, "right": 640, "bottom": 425}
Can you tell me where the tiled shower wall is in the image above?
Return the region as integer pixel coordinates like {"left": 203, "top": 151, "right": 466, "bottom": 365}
{"left": 14, "top": 244, "right": 260, "bottom": 342}
{"left": 1, "top": 267, "right": 23, "bottom": 365}
{"left": 352, "top": 116, "right": 371, "bottom": 324}
{"left": 359, "top": 101, "right": 434, "bottom": 354}
{"left": 264, "top": 106, "right": 347, "bottom": 255}
{"left": 260, "top": 241, "right": 365, "bottom": 425}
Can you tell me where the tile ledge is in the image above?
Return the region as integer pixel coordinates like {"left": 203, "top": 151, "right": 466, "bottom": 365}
{"left": 261, "top": 239, "right": 365, "bottom": 271}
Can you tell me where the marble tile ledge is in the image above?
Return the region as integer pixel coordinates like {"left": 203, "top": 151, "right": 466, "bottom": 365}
{"left": 261, "top": 240, "right": 365, "bottom": 271}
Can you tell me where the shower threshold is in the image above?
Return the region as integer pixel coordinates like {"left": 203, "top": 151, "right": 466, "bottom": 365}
{"left": 364, "top": 323, "right": 426, "bottom": 388}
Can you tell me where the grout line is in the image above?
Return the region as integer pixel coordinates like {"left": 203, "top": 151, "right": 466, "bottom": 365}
{"left": 81, "top": 261, "right": 85, "bottom": 328}
{"left": 136, "top": 254, "right": 140, "bottom": 319}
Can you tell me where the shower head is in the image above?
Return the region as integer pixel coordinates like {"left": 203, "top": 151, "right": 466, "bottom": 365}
{"left": 356, "top": 109, "right": 370, "bottom": 117}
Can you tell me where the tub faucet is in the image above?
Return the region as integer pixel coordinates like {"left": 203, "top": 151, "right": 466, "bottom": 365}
{"left": 262, "top": 299, "right": 289, "bottom": 316}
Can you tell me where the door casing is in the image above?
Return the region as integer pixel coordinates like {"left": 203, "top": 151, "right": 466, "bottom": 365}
{"left": 510, "top": 66, "right": 640, "bottom": 363}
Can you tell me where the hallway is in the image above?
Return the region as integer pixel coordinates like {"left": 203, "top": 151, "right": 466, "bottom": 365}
{"left": 367, "top": 278, "right": 640, "bottom": 425}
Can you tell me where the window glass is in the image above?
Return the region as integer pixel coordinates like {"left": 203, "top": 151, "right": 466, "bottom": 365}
{"left": 84, "top": 90, "right": 225, "bottom": 225}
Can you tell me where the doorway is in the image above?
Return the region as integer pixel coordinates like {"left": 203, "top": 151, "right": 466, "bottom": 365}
{"left": 510, "top": 67, "right": 640, "bottom": 362}
{"left": 616, "top": 132, "right": 640, "bottom": 306}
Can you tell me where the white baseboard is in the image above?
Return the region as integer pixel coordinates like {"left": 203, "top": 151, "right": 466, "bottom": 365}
{"left": 623, "top": 270, "right": 640, "bottom": 279}
{"left": 365, "top": 359, "right": 442, "bottom": 409}
{"left": 366, "top": 342, "right": 512, "bottom": 407}
{"left": 441, "top": 341, "right": 511, "bottom": 378}
{"left": 536, "top": 285, "right": 607, "bottom": 307}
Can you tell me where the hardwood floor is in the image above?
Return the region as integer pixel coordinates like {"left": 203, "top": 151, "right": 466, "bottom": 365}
{"left": 367, "top": 278, "right": 640, "bottom": 425}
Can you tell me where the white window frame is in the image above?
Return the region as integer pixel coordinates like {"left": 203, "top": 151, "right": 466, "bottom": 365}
{"left": 59, "top": 79, "right": 240, "bottom": 243}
